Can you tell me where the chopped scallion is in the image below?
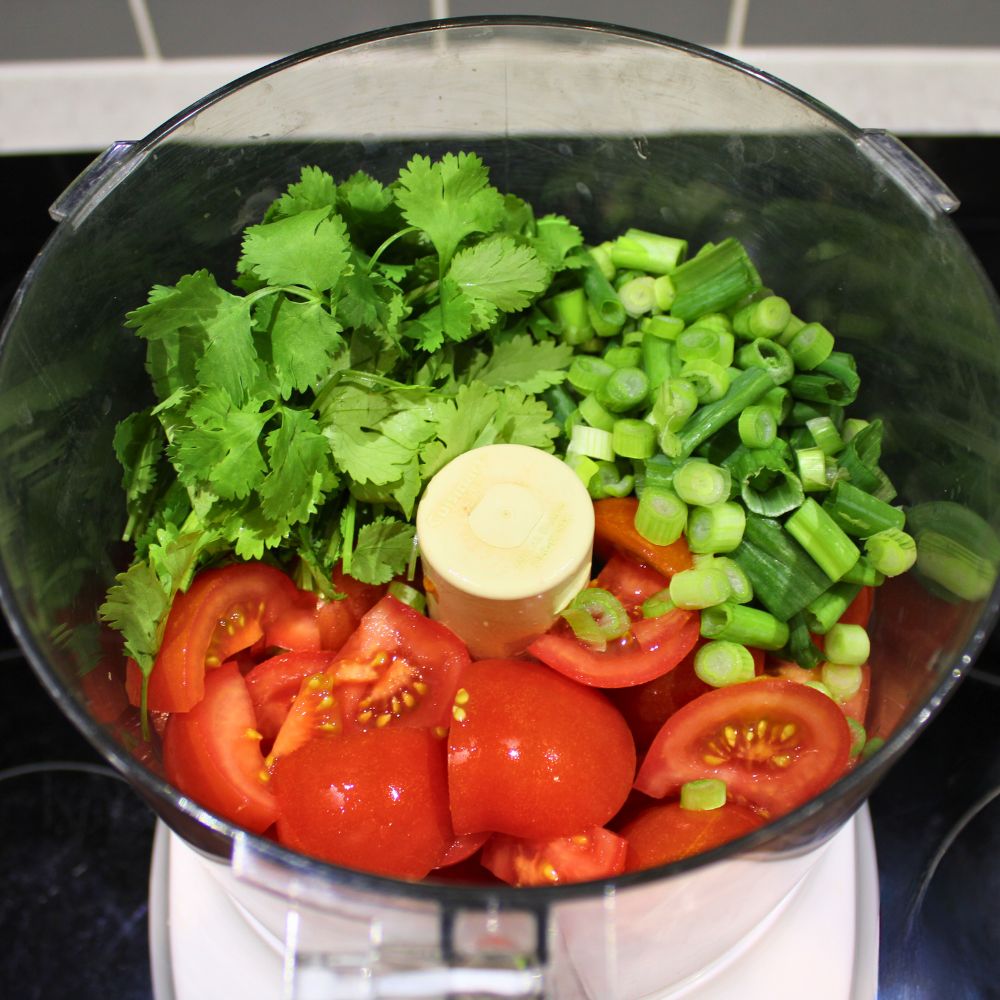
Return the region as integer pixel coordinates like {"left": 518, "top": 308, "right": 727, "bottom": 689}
{"left": 680, "top": 778, "right": 728, "bottom": 811}
{"left": 635, "top": 487, "right": 688, "bottom": 545}
{"left": 824, "top": 623, "right": 870, "bottom": 666}
{"left": 686, "top": 502, "right": 746, "bottom": 554}
{"left": 694, "top": 640, "right": 756, "bottom": 687}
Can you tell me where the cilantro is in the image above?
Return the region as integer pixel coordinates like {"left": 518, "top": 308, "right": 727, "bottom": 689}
{"left": 264, "top": 165, "right": 338, "bottom": 222}
{"left": 448, "top": 236, "right": 549, "bottom": 317}
{"left": 350, "top": 517, "right": 416, "bottom": 585}
{"left": 470, "top": 334, "right": 573, "bottom": 394}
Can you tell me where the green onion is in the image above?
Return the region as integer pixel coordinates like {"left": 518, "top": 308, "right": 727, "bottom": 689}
{"left": 686, "top": 502, "right": 746, "bottom": 554}
{"left": 674, "top": 368, "right": 774, "bottom": 459}
{"left": 805, "top": 680, "right": 835, "bottom": 700}
{"left": 588, "top": 242, "right": 616, "bottom": 280}
{"left": 821, "top": 661, "right": 863, "bottom": 702}
{"left": 641, "top": 332, "right": 675, "bottom": 390}
{"left": 596, "top": 366, "right": 650, "bottom": 413}
{"left": 610, "top": 228, "right": 688, "bottom": 274}
{"left": 635, "top": 487, "right": 688, "bottom": 545}
{"left": 569, "top": 424, "right": 614, "bottom": 462}
{"left": 613, "top": 419, "right": 657, "bottom": 459}
{"left": 560, "top": 587, "right": 630, "bottom": 651}
{"left": 806, "top": 416, "right": 844, "bottom": 456}
{"left": 582, "top": 254, "right": 626, "bottom": 332}
{"left": 761, "top": 386, "right": 791, "bottom": 423}
{"left": 725, "top": 445, "right": 804, "bottom": 517}
{"left": 864, "top": 528, "right": 917, "bottom": 577}
{"left": 564, "top": 451, "right": 599, "bottom": 489}
{"left": 673, "top": 460, "right": 732, "bottom": 507}
{"left": 789, "top": 353, "right": 860, "bottom": 406}
{"left": 862, "top": 736, "right": 885, "bottom": 760}
{"left": 692, "top": 313, "right": 733, "bottom": 334}
{"left": 587, "top": 461, "right": 635, "bottom": 500}
{"left": 784, "top": 610, "right": 824, "bottom": 668}
{"left": 804, "top": 581, "right": 861, "bottom": 634}
{"left": 785, "top": 497, "right": 861, "bottom": 581}
{"left": 546, "top": 287, "right": 592, "bottom": 345}
{"left": 777, "top": 312, "right": 807, "bottom": 347}
{"left": 588, "top": 301, "right": 623, "bottom": 338}
{"left": 822, "top": 481, "right": 905, "bottom": 538}
{"left": 388, "top": 580, "right": 426, "bottom": 614}
{"left": 732, "top": 295, "right": 791, "bottom": 340}
{"left": 700, "top": 602, "right": 789, "bottom": 650}
{"left": 738, "top": 405, "right": 778, "bottom": 449}
{"left": 787, "top": 322, "right": 834, "bottom": 371}
{"left": 614, "top": 275, "right": 655, "bottom": 317}
{"left": 824, "top": 623, "right": 870, "bottom": 665}
{"left": 680, "top": 778, "right": 728, "bottom": 811}
{"left": 642, "top": 453, "right": 679, "bottom": 492}
{"left": 641, "top": 588, "right": 676, "bottom": 619}
{"left": 677, "top": 327, "right": 735, "bottom": 367}
{"left": 654, "top": 275, "right": 676, "bottom": 311}
{"left": 694, "top": 640, "right": 756, "bottom": 687}
{"left": 841, "top": 558, "right": 885, "bottom": 587}
{"left": 842, "top": 417, "right": 869, "bottom": 444}
{"left": 650, "top": 377, "right": 700, "bottom": 433}
{"left": 603, "top": 345, "right": 642, "bottom": 370}
{"left": 567, "top": 355, "right": 614, "bottom": 394}
{"left": 579, "top": 393, "right": 617, "bottom": 432}
{"left": 847, "top": 718, "right": 867, "bottom": 757}
{"left": 796, "top": 447, "right": 829, "bottom": 492}
{"left": 837, "top": 420, "right": 885, "bottom": 495}
{"left": 695, "top": 555, "right": 754, "bottom": 604}
{"left": 670, "top": 565, "right": 731, "bottom": 609}
{"left": 736, "top": 338, "right": 794, "bottom": 385}
{"left": 642, "top": 314, "right": 684, "bottom": 341}
{"left": 670, "top": 238, "right": 763, "bottom": 321}
{"left": 681, "top": 360, "right": 731, "bottom": 403}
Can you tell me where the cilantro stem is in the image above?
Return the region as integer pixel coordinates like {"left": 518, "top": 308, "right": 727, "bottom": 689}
{"left": 405, "top": 280, "right": 439, "bottom": 305}
{"left": 341, "top": 494, "right": 358, "bottom": 575}
{"left": 366, "top": 226, "right": 420, "bottom": 273}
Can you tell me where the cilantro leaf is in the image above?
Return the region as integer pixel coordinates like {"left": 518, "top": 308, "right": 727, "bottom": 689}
{"left": 471, "top": 334, "right": 573, "bottom": 394}
{"left": 257, "top": 294, "right": 345, "bottom": 398}
{"left": 448, "top": 236, "right": 549, "bottom": 314}
{"left": 240, "top": 207, "right": 351, "bottom": 291}
{"left": 492, "top": 386, "right": 561, "bottom": 449}
{"left": 113, "top": 409, "right": 164, "bottom": 537}
{"left": 531, "top": 214, "right": 585, "bottom": 272}
{"left": 350, "top": 517, "right": 416, "bottom": 585}
{"left": 420, "top": 382, "right": 500, "bottom": 480}
{"left": 259, "top": 407, "right": 335, "bottom": 526}
{"left": 395, "top": 152, "right": 506, "bottom": 271}
{"left": 264, "top": 165, "right": 338, "bottom": 222}
{"left": 98, "top": 560, "right": 169, "bottom": 673}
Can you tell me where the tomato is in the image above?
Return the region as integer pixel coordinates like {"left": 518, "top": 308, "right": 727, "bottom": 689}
{"left": 315, "top": 597, "right": 358, "bottom": 652}
{"left": 273, "top": 727, "right": 452, "bottom": 879}
{"left": 768, "top": 660, "right": 871, "bottom": 727}
{"left": 447, "top": 658, "right": 636, "bottom": 839}
{"left": 127, "top": 562, "right": 299, "bottom": 713}
{"left": 245, "top": 650, "right": 339, "bottom": 741}
{"left": 634, "top": 678, "right": 852, "bottom": 818}
{"left": 619, "top": 801, "right": 764, "bottom": 870}
{"left": 593, "top": 497, "right": 694, "bottom": 578}
{"left": 162, "top": 662, "right": 278, "bottom": 834}
{"left": 595, "top": 554, "right": 669, "bottom": 617}
{"left": 81, "top": 658, "right": 129, "bottom": 725}
{"left": 265, "top": 598, "right": 323, "bottom": 652}
{"left": 331, "top": 564, "right": 387, "bottom": 622}
{"left": 527, "top": 607, "right": 701, "bottom": 688}
{"left": 839, "top": 585, "right": 874, "bottom": 629}
{"left": 436, "top": 831, "right": 491, "bottom": 869}
{"left": 481, "top": 827, "right": 627, "bottom": 886}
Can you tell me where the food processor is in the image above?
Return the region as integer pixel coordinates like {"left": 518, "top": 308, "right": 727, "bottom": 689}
{"left": 2, "top": 17, "right": 999, "bottom": 1000}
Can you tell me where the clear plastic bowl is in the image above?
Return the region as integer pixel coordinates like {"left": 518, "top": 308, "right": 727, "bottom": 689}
{"left": 2, "top": 16, "right": 1000, "bottom": 998}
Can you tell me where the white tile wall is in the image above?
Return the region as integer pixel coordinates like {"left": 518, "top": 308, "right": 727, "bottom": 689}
{"left": 1, "top": 0, "right": 999, "bottom": 152}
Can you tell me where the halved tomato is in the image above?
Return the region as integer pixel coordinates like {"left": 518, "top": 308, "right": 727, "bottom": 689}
{"left": 767, "top": 660, "right": 871, "bottom": 727}
{"left": 595, "top": 554, "right": 670, "bottom": 618}
{"left": 481, "top": 827, "right": 627, "bottom": 886}
{"left": 330, "top": 564, "right": 387, "bottom": 622}
{"left": 447, "top": 658, "right": 636, "bottom": 840}
{"left": 593, "top": 497, "right": 694, "bottom": 578}
{"left": 162, "top": 662, "right": 278, "bottom": 833}
{"left": 634, "top": 678, "right": 852, "bottom": 818}
{"left": 127, "top": 562, "right": 299, "bottom": 713}
{"left": 245, "top": 650, "right": 339, "bottom": 741}
{"left": 619, "top": 801, "right": 764, "bottom": 871}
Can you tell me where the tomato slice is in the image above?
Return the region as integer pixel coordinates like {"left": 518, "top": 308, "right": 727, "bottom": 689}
{"left": 595, "top": 554, "right": 670, "bottom": 618}
{"left": 436, "top": 831, "right": 491, "bottom": 869}
{"left": 447, "top": 658, "right": 636, "bottom": 839}
{"left": 635, "top": 678, "right": 852, "bottom": 818}
{"left": 264, "top": 596, "right": 323, "bottom": 652}
{"left": 127, "top": 562, "right": 299, "bottom": 713}
{"left": 162, "top": 662, "right": 278, "bottom": 834}
{"left": 245, "top": 650, "right": 339, "bottom": 741}
{"left": 331, "top": 564, "right": 387, "bottom": 622}
{"left": 594, "top": 497, "right": 694, "bottom": 579}
{"left": 527, "top": 607, "right": 701, "bottom": 688}
{"left": 272, "top": 727, "right": 452, "bottom": 880}
{"left": 481, "top": 827, "right": 627, "bottom": 886}
{"left": 838, "top": 585, "right": 874, "bottom": 629}
{"left": 619, "top": 801, "right": 764, "bottom": 871}
{"left": 767, "top": 659, "right": 872, "bottom": 729}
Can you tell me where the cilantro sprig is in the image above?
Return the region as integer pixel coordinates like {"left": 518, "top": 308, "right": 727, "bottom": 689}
{"left": 100, "top": 152, "right": 581, "bottom": 678}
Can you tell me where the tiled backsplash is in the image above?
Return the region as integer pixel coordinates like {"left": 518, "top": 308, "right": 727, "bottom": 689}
{"left": 1, "top": 0, "right": 999, "bottom": 151}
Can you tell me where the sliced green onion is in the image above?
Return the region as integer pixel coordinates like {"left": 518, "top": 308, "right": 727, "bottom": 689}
{"left": 546, "top": 287, "right": 592, "bottom": 345}
{"left": 642, "top": 454, "right": 679, "bottom": 492}
{"left": 564, "top": 451, "right": 600, "bottom": 489}
{"left": 653, "top": 274, "right": 676, "bottom": 311}
{"left": 604, "top": 345, "right": 643, "bottom": 370}
{"left": 641, "top": 332, "right": 675, "bottom": 391}
{"left": 700, "top": 602, "right": 789, "bottom": 650}
{"left": 642, "top": 314, "right": 684, "bottom": 340}
{"left": 805, "top": 680, "right": 835, "bottom": 700}
{"left": 806, "top": 416, "right": 844, "bottom": 456}
{"left": 804, "top": 581, "right": 861, "bottom": 634}
{"left": 796, "top": 447, "right": 829, "bottom": 492}
{"left": 864, "top": 528, "right": 917, "bottom": 577}
{"left": 695, "top": 555, "right": 754, "bottom": 604}
{"left": 560, "top": 587, "right": 630, "bottom": 651}
{"left": 680, "top": 778, "right": 727, "bottom": 811}
{"left": 641, "top": 588, "right": 676, "bottom": 619}
{"left": 776, "top": 312, "right": 807, "bottom": 347}
{"left": 569, "top": 424, "right": 615, "bottom": 462}
{"left": 824, "top": 623, "right": 870, "bottom": 666}
{"left": 724, "top": 445, "right": 804, "bottom": 517}
{"left": 587, "top": 460, "right": 635, "bottom": 500}
{"left": 841, "top": 558, "right": 885, "bottom": 587}
{"left": 738, "top": 405, "right": 778, "bottom": 449}
{"left": 582, "top": 253, "right": 627, "bottom": 332}
{"left": 669, "top": 237, "right": 763, "bottom": 321}
{"left": 596, "top": 366, "right": 650, "bottom": 413}
{"left": 673, "top": 460, "right": 732, "bottom": 507}
{"left": 635, "top": 487, "right": 688, "bottom": 545}
{"left": 842, "top": 417, "right": 869, "bottom": 444}
{"left": 681, "top": 360, "right": 731, "bottom": 403}
{"left": 789, "top": 353, "right": 860, "bottom": 406}
{"left": 821, "top": 661, "right": 863, "bottom": 702}
{"left": 588, "top": 301, "right": 623, "bottom": 338}
{"left": 613, "top": 418, "right": 657, "bottom": 459}
{"left": 677, "top": 327, "right": 735, "bottom": 367}
{"left": 618, "top": 275, "right": 658, "bottom": 317}
{"left": 650, "top": 377, "right": 700, "bottom": 433}
{"left": 736, "top": 338, "right": 794, "bottom": 385}
{"left": 674, "top": 368, "right": 774, "bottom": 459}
{"left": 588, "top": 242, "right": 616, "bottom": 280}
{"left": 761, "top": 386, "right": 791, "bottom": 423}
{"left": 567, "top": 355, "right": 614, "bottom": 394}
{"left": 670, "top": 565, "right": 731, "bottom": 609}
{"left": 785, "top": 498, "right": 861, "bottom": 581}
{"left": 388, "top": 580, "right": 427, "bottom": 614}
{"left": 610, "top": 228, "right": 688, "bottom": 274}
{"left": 847, "top": 718, "right": 867, "bottom": 757}
{"left": 784, "top": 610, "right": 824, "bottom": 668}
{"left": 579, "top": 393, "right": 617, "bottom": 432}
{"left": 686, "top": 502, "right": 746, "bottom": 554}
{"left": 862, "top": 736, "right": 885, "bottom": 760}
{"left": 822, "top": 481, "right": 905, "bottom": 539}
{"left": 787, "top": 322, "right": 834, "bottom": 371}
{"left": 732, "top": 295, "right": 791, "bottom": 340}
{"left": 694, "top": 640, "right": 756, "bottom": 687}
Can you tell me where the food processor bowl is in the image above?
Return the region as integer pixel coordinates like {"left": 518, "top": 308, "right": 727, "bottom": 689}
{"left": 2, "top": 17, "right": 999, "bottom": 999}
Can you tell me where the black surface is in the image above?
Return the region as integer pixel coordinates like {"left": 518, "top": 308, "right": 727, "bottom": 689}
{"left": 1, "top": 140, "right": 999, "bottom": 1000}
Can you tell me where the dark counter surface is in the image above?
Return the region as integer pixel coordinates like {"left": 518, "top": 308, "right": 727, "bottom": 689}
{"left": 1, "top": 140, "right": 999, "bottom": 1000}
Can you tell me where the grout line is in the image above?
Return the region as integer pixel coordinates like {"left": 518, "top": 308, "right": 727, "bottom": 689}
{"left": 429, "top": 0, "right": 450, "bottom": 20}
{"left": 127, "top": 0, "right": 162, "bottom": 61}
{"left": 725, "top": 0, "right": 750, "bottom": 49}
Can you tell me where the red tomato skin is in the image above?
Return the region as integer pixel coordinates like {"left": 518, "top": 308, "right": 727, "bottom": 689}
{"left": 315, "top": 598, "right": 357, "bottom": 653}
{"left": 619, "top": 801, "right": 764, "bottom": 871}
{"left": 436, "top": 831, "right": 491, "bottom": 869}
{"left": 593, "top": 498, "right": 694, "bottom": 579}
{"left": 839, "top": 586, "right": 874, "bottom": 629}
{"left": 481, "top": 827, "right": 628, "bottom": 887}
{"left": 527, "top": 608, "right": 701, "bottom": 688}
{"left": 595, "top": 555, "right": 669, "bottom": 617}
{"left": 273, "top": 727, "right": 452, "bottom": 880}
{"left": 265, "top": 598, "right": 323, "bottom": 652}
{"left": 767, "top": 660, "right": 871, "bottom": 728}
{"left": 635, "top": 678, "right": 852, "bottom": 819}
{"left": 127, "top": 562, "right": 299, "bottom": 713}
{"left": 245, "top": 650, "right": 339, "bottom": 741}
{"left": 162, "top": 663, "right": 278, "bottom": 834}
{"left": 81, "top": 658, "right": 130, "bottom": 725}
{"left": 447, "top": 659, "right": 636, "bottom": 840}
{"left": 331, "top": 565, "right": 387, "bottom": 622}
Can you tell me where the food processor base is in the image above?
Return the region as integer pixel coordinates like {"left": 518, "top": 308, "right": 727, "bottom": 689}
{"left": 149, "top": 807, "right": 879, "bottom": 1000}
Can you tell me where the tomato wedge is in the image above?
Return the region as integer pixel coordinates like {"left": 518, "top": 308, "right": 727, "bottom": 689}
{"left": 481, "top": 827, "right": 627, "bottom": 886}
{"left": 767, "top": 660, "right": 872, "bottom": 728}
{"left": 593, "top": 497, "right": 693, "bottom": 578}
{"left": 245, "top": 650, "right": 339, "bottom": 741}
{"left": 635, "top": 678, "right": 852, "bottom": 818}
{"left": 127, "top": 562, "right": 299, "bottom": 713}
{"left": 162, "top": 662, "right": 278, "bottom": 834}
{"left": 619, "top": 801, "right": 764, "bottom": 870}
{"left": 595, "top": 554, "right": 670, "bottom": 618}
{"left": 527, "top": 608, "right": 701, "bottom": 688}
